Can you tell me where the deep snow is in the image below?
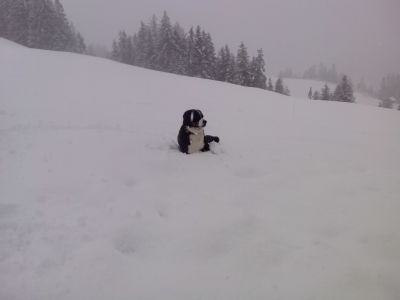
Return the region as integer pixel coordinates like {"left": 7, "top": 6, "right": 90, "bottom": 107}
{"left": 1, "top": 38, "right": 400, "bottom": 300}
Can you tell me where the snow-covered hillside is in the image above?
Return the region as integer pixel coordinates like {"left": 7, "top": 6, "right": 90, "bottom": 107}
{"left": 282, "top": 77, "right": 381, "bottom": 107}
{"left": 1, "top": 38, "right": 400, "bottom": 300}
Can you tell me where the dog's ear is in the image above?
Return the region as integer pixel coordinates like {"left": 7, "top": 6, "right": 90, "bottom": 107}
{"left": 182, "top": 110, "right": 193, "bottom": 125}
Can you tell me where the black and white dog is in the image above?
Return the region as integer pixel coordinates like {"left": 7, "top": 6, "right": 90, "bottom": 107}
{"left": 178, "top": 109, "right": 220, "bottom": 154}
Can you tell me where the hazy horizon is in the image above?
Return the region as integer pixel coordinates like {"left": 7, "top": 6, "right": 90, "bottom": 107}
{"left": 62, "top": 0, "right": 400, "bottom": 87}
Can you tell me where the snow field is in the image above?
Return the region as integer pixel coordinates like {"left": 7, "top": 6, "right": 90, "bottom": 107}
{"left": 1, "top": 39, "right": 400, "bottom": 299}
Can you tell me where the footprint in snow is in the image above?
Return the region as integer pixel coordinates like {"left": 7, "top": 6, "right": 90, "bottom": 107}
{"left": 113, "top": 230, "right": 139, "bottom": 256}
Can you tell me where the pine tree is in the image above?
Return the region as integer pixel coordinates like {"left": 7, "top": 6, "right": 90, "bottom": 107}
{"left": 379, "top": 98, "right": 393, "bottom": 109}
{"left": 216, "top": 46, "right": 229, "bottom": 81}
{"left": 117, "top": 31, "right": 133, "bottom": 64}
{"left": 274, "top": 78, "right": 284, "bottom": 94}
{"left": 313, "top": 90, "right": 320, "bottom": 100}
{"left": 146, "top": 18, "right": 158, "bottom": 69}
{"left": 74, "top": 31, "right": 86, "bottom": 53}
{"left": 136, "top": 21, "right": 149, "bottom": 67}
{"left": 215, "top": 45, "right": 236, "bottom": 83}
{"left": 7, "top": 0, "right": 29, "bottom": 45}
{"left": 53, "top": 0, "right": 72, "bottom": 51}
{"left": 171, "top": 22, "right": 188, "bottom": 75}
{"left": 28, "top": 0, "right": 59, "bottom": 49}
{"left": 190, "top": 26, "right": 216, "bottom": 78}
{"left": 236, "top": 42, "right": 251, "bottom": 86}
{"left": 249, "top": 49, "right": 267, "bottom": 89}
{"left": 0, "top": 0, "right": 11, "bottom": 38}
{"left": 200, "top": 31, "right": 216, "bottom": 79}
{"left": 321, "top": 84, "right": 331, "bottom": 100}
{"left": 1, "top": 0, "right": 85, "bottom": 53}
{"left": 192, "top": 26, "right": 203, "bottom": 77}
{"left": 186, "top": 27, "right": 196, "bottom": 76}
{"left": 267, "top": 78, "right": 274, "bottom": 91}
{"left": 379, "top": 73, "right": 400, "bottom": 102}
{"left": 333, "top": 75, "right": 355, "bottom": 102}
{"left": 157, "top": 11, "right": 174, "bottom": 72}
{"left": 226, "top": 45, "right": 236, "bottom": 83}
{"left": 111, "top": 39, "right": 120, "bottom": 61}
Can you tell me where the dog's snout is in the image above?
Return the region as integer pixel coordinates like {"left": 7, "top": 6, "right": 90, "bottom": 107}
{"left": 203, "top": 120, "right": 207, "bottom": 126}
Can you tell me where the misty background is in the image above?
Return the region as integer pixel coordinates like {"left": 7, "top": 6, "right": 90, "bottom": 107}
{"left": 62, "top": 0, "right": 400, "bottom": 87}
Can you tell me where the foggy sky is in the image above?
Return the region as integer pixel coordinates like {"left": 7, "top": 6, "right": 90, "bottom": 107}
{"left": 63, "top": 0, "right": 400, "bottom": 86}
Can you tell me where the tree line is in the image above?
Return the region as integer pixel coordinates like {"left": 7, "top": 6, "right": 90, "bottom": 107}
{"left": 111, "top": 11, "right": 283, "bottom": 92}
{"left": 378, "top": 73, "right": 400, "bottom": 109}
{"left": 308, "top": 75, "right": 355, "bottom": 103}
{"left": 0, "top": 0, "right": 86, "bottom": 53}
{"left": 280, "top": 63, "right": 340, "bottom": 84}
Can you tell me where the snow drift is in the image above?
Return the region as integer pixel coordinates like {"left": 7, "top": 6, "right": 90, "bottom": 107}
{"left": 1, "top": 38, "right": 400, "bottom": 300}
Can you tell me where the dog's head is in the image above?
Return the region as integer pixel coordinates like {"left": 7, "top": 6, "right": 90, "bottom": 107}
{"left": 182, "top": 109, "right": 207, "bottom": 128}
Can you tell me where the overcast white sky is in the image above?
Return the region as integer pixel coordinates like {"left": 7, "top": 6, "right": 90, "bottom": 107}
{"left": 63, "top": 0, "right": 400, "bottom": 86}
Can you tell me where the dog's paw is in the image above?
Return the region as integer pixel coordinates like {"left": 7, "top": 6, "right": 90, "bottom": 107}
{"left": 214, "top": 136, "right": 220, "bottom": 143}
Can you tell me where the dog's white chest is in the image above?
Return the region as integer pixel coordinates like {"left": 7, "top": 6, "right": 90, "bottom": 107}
{"left": 187, "top": 127, "right": 205, "bottom": 154}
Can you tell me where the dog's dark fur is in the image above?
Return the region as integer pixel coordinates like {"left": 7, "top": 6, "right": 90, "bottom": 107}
{"left": 178, "top": 109, "right": 220, "bottom": 154}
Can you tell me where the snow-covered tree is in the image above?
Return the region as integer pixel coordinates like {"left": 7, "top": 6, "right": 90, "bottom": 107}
{"left": 321, "top": 83, "right": 331, "bottom": 100}
{"left": 379, "top": 97, "right": 394, "bottom": 109}
{"left": 267, "top": 78, "right": 274, "bottom": 91}
{"left": 134, "top": 21, "right": 159, "bottom": 68}
{"left": 186, "top": 27, "right": 196, "bottom": 76}
{"left": 117, "top": 31, "right": 133, "bottom": 64}
{"left": 170, "top": 22, "right": 188, "bottom": 75}
{"left": 145, "top": 19, "right": 158, "bottom": 69}
{"left": 302, "top": 63, "right": 339, "bottom": 84}
{"left": 0, "top": 0, "right": 85, "bottom": 53}
{"left": 226, "top": 50, "right": 236, "bottom": 83}
{"left": 379, "top": 73, "right": 400, "bottom": 103}
{"left": 0, "top": 0, "right": 10, "bottom": 38}
{"left": 274, "top": 78, "right": 284, "bottom": 94}
{"left": 249, "top": 49, "right": 267, "bottom": 89}
{"left": 216, "top": 46, "right": 230, "bottom": 82}
{"left": 200, "top": 31, "right": 216, "bottom": 79}
{"left": 149, "top": 14, "right": 159, "bottom": 49}
{"left": 157, "top": 11, "right": 175, "bottom": 72}
{"left": 73, "top": 31, "right": 86, "bottom": 53}
{"left": 333, "top": 75, "right": 355, "bottom": 102}
{"left": 108, "top": 11, "right": 268, "bottom": 89}
{"left": 28, "top": 0, "right": 59, "bottom": 49}
{"left": 216, "top": 45, "right": 236, "bottom": 83}
{"left": 236, "top": 42, "right": 251, "bottom": 86}
{"left": 111, "top": 39, "right": 120, "bottom": 61}
{"left": 5, "top": 0, "right": 29, "bottom": 45}
{"left": 53, "top": 0, "right": 72, "bottom": 50}
{"left": 190, "top": 26, "right": 216, "bottom": 78}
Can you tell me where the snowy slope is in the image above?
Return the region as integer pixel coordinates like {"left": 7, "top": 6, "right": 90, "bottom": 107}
{"left": 1, "top": 38, "right": 400, "bottom": 300}
{"left": 282, "top": 77, "right": 381, "bottom": 107}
